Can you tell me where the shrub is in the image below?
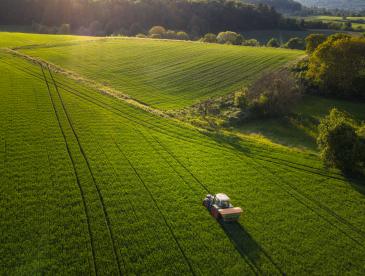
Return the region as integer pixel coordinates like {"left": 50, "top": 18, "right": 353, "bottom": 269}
{"left": 149, "top": 26, "right": 166, "bottom": 37}
{"left": 136, "top": 33, "right": 147, "bottom": 38}
{"left": 176, "top": 31, "right": 189, "bottom": 40}
{"left": 305, "top": 34, "right": 326, "bottom": 54}
{"left": 317, "top": 108, "right": 364, "bottom": 173}
{"left": 58, "top": 24, "right": 70, "bottom": 34}
{"left": 150, "top": 33, "right": 162, "bottom": 39}
{"left": 242, "top": 39, "right": 260, "bottom": 47}
{"left": 246, "top": 70, "right": 301, "bottom": 118}
{"left": 285, "top": 37, "right": 305, "bottom": 50}
{"left": 267, "top": 38, "right": 280, "bottom": 48}
{"left": 165, "top": 30, "right": 177, "bottom": 39}
{"left": 202, "top": 33, "right": 217, "bottom": 43}
{"left": 217, "top": 31, "right": 240, "bottom": 45}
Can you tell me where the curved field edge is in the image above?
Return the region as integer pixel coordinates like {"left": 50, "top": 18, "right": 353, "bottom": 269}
{"left": 20, "top": 37, "right": 304, "bottom": 110}
{"left": 1, "top": 52, "right": 364, "bottom": 275}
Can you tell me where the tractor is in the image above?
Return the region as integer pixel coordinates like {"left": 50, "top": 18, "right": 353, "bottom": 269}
{"left": 203, "top": 193, "right": 242, "bottom": 222}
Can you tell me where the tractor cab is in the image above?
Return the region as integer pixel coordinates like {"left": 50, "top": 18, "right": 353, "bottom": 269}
{"left": 203, "top": 193, "right": 242, "bottom": 222}
{"left": 212, "top": 193, "right": 233, "bottom": 209}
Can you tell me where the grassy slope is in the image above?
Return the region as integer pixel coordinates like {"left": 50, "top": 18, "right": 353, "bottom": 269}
{"left": 1, "top": 52, "right": 365, "bottom": 275}
{"left": 0, "top": 32, "right": 95, "bottom": 48}
{"left": 237, "top": 95, "right": 365, "bottom": 150}
{"left": 21, "top": 38, "right": 303, "bottom": 110}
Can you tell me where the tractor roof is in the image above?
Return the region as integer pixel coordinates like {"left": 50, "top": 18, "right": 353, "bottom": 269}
{"left": 216, "top": 193, "right": 230, "bottom": 201}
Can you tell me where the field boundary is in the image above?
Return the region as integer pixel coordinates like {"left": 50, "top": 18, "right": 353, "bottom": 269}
{"left": 3, "top": 48, "right": 167, "bottom": 117}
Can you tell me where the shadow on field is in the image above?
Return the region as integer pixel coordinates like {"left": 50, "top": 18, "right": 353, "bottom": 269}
{"left": 220, "top": 222, "right": 285, "bottom": 275}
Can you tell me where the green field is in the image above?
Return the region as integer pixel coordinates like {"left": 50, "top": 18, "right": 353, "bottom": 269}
{"left": 0, "top": 32, "right": 96, "bottom": 48}
{"left": 301, "top": 16, "right": 365, "bottom": 30}
{"left": 1, "top": 32, "right": 365, "bottom": 275}
{"left": 20, "top": 38, "right": 303, "bottom": 110}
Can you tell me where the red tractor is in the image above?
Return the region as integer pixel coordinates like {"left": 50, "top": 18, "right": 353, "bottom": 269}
{"left": 203, "top": 193, "right": 242, "bottom": 222}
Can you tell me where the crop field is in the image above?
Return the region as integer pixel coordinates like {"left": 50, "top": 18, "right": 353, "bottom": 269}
{"left": 20, "top": 38, "right": 303, "bottom": 110}
{"left": 1, "top": 46, "right": 365, "bottom": 275}
{"left": 0, "top": 32, "right": 96, "bottom": 48}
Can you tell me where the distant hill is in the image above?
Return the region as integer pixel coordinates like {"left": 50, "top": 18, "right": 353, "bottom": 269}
{"left": 244, "top": 0, "right": 303, "bottom": 13}
{"left": 296, "top": 0, "right": 365, "bottom": 11}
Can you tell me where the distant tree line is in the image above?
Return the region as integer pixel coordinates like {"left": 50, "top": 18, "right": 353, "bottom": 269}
{"left": 0, "top": 0, "right": 299, "bottom": 37}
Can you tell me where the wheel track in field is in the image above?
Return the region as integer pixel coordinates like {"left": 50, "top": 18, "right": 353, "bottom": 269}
{"left": 137, "top": 128, "right": 231, "bottom": 275}
{"left": 234, "top": 151, "right": 365, "bottom": 247}
{"left": 146, "top": 134, "right": 283, "bottom": 276}
{"left": 0, "top": 55, "right": 323, "bottom": 166}
{"left": 82, "top": 126, "right": 171, "bottom": 274}
{"left": 46, "top": 66, "right": 123, "bottom": 275}
{"left": 40, "top": 66, "right": 98, "bottom": 275}
{"left": 3, "top": 57, "right": 364, "bottom": 246}
{"left": 113, "top": 141, "right": 196, "bottom": 276}
{"left": 26, "top": 61, "right": 365, "bottom": 241}
{"left": 3, "top": 53, "right": 329, "bottom": 178}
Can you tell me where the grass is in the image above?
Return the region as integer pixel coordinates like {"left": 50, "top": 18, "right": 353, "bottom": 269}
{"left": 236, "top": 95, "right": 365, "bottom": 150}
{"left": 20, "top": 38, "right": 303, "bottom": 110}
{"left": 1, "top": 49, "right": 365, "bottom": 275}
{"left": 0, "top": 32, "right": 96, "bottom": 48}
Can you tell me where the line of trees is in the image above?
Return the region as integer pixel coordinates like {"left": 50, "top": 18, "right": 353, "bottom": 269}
{"left": 0, "top": 0, "right": 296, "bottom": 37}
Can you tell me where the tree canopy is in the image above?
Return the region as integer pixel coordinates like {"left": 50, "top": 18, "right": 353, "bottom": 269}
{"left": 307, "top": 34, "right": 365, "bottom": 99}
{"left": 0, "top": 0, "right": 287, "bottom": 36}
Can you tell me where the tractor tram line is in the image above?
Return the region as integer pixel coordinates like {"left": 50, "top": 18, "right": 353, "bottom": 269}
{"left": 0, "top": 57, "right": 339, "bottom": 183}
{"left": 236, "top": 152, "right": 365, "bottom": 249}
{"left": 47, "top": 66, "right": 123, "bottom": 275}
{"left": 113, "top": 141, "right": 197, "bottom": 276}
{"left": 4, "top": 56, "right": 364, "bottom": 273}
{"left": 148, "top": 135, "right": 283, "bottom": 276}
{"left": 39, "top": 65, "right": 98, "bottom": 275}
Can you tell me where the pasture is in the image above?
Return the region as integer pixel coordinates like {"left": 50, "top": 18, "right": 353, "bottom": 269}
{"left": 1, "top": 47, "right": 365, "bottom": 275}
{"left": 21, "top": 38, "right": 303, "bottom": 110}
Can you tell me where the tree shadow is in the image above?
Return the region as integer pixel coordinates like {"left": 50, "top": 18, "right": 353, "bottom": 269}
{"left": 219, "top": 221, "right": 285, "bottom": 275}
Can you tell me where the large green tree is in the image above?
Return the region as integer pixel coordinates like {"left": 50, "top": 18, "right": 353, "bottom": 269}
{"left": 317, "top": 108, "right": 364, "bottom": 173}
{"left": 307, "top": 35, "right": 365, "bottom": 98}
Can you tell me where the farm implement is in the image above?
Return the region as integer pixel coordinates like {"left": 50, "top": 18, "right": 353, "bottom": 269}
{"left": 203, "top": 193, "right": 242, "bottom": 222}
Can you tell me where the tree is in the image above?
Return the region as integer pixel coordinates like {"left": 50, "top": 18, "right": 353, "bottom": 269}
{"left": 58, "top": 24, "right": 70, "bottom": 34}
{"left": 305, "top": 34, "right": 326, "bottom": 54}
{"left": 149, "top": 26, "right": 166, "bottom": 37}
{"left": 267, "top": 38, "right": 280, "bottom": 48}
{"left": 242, "top": 39, "right": 260, "bottom": 47}
{"left": 176, "top": 31, "right": 189, "bottom": 40}
{"left": 285, "top": 37, "right": 305, "bottom": 50}
{"left": 202, "top": 33, "right": 217, "bottom": 43}
{"left": 317, "top": 108, "right": 364, "bottom": 173}
{"left": 307, "top": 35, "right": 365, "bottom": 98}
{"left": 217, "top": 31, "right": 241, "bottom": 45}
{"left": 246, "top": 70, "right": 301, "bottom": 118}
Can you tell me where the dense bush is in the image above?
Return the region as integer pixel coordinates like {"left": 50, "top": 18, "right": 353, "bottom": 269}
{"left": 217, "top": 31, "right": 242, "bottom": 45}
{"left": 242, "top": 39, "right": 260, "bottom": 47}
{"left": 201, "top": 33, "right": 217, "bottom": 43}
{"left": 176, "top": 31, "right": 189, "bottom": 41}
{"left": 245, "top": 70, "right": 301, "bottom": 118}
{"left": 285, "top": 37, "right": 305, "bottom": 50}
{"left": 305, "top": 33, "right": 326, "bottom": 53}
{"left": 317, "top": 108, "right": 365, "bottom": 173}
{"left": 307, "top": 34, "right": 365, "bottom": 99}
{"left": 267, "top": 38, "right": 280, "bottom": 48}
{"left": 149, "top": 26, "right": 166, "bottom": 37}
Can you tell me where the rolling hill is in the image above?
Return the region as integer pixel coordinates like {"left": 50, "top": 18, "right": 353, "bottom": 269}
{"left": 20, "top": 38, "right": 303, "bottom": 110}
{"left": 1, "top": 33, "right": 364, "bottom": 275}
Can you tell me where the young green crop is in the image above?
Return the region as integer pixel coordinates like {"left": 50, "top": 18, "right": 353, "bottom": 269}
{"left": 1, "top": 52, "right": 364, "bottom": 275}
{"left": 21, "top": 38, "right": 304, "bottom": 110}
